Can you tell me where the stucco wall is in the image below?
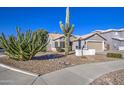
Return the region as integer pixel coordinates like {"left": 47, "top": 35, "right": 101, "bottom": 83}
{"left": 74, "top": 34, "right": 105, "bottom": 50}
{"left": 72, "top": 41, "right": 78, "bottom": 50}
{"left": 48, "top": 35, "right": 77, "bottom": 51}
{"left": 119, "top": 30, "right": 124, "bottom": 37}
{"left": 112, "top": 39, "right": 120, "bottom": 50}
{"left": 101, "top": 31, "right": 124, "bottom": 50}
{"left": 101, "top": 32, "right": 115, "bottom": 50}
{"left": 120, "top": 40, "right": 124, "bottom": 46}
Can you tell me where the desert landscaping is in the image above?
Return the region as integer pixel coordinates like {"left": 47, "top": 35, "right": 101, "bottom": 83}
{"left": 0, "top": 7, "right": 124, "bottom": 85}
{"left": 0, "top": 51, "right": 121, "bottom": 75}
{"left": 90, "top": 69, "right": 124, "bottom": 85}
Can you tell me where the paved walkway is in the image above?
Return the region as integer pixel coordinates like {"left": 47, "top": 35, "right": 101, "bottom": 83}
{"left": 0, "top": 60, "right": 124, "bottom": 85}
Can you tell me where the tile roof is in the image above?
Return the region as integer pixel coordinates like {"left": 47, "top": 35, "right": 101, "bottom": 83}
{"left": 49, "top": 33, "right": 63, "bottom": 39}
{"left": 73, "top": 32, "right": 106, "bottom": 42}
{"left": 80, "top": 33, "right": 96, "bottom": 40}
{"left": 95, "top": 28, "right": 124, "bottom": 34}
{"left": 112, "top": 37, "right": 124, "bottom": 41}
{"left": 49, "top": 33, "right": 78, "bottom": 41}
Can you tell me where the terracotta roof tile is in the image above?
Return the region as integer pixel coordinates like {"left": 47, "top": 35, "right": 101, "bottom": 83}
{"left": 73, "top": 32, "right": 106, "bottom": 42}
{"left": 49, "top": 33, "right": 63, "bottom": 39}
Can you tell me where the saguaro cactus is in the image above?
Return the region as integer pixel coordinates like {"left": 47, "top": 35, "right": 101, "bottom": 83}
{"left": 59, "top": 7, "right": 74, "bottom": 55}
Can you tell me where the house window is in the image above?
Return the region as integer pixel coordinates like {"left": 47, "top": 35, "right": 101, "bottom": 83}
{"left": 55, "top": 42, "right": 58, "bottom": 48}
{"left": 60, "top": 41, "right": 65, "bottom": 48}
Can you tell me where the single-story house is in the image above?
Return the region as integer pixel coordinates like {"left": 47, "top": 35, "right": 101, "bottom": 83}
{"left": 47, "top": 28, "right": 124, "bottom": 52}
{"left": 73, "top": 32, "right": 107, "bottom": 52}
{"left": 47, "top": 33, "right": 77, "bottom": 51}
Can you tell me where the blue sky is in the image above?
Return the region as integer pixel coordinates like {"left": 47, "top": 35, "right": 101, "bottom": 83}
{"left": 0, "top": 7, "right": 124, "bottom": 36}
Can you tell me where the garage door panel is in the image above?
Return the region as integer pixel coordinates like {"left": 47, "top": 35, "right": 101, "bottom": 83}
{"left": 87, "top": 41, "right": 103, "bottom": 52}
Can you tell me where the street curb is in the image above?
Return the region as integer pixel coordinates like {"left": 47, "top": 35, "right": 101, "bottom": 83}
{"left": 0, "top": 55, "right": 6, "bottom": 57}
{"left": 0, "top": 63, "right": 39, "bottom": 77}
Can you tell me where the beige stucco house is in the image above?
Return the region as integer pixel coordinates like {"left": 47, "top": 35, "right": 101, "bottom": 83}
{"left": 47, "top": 33, "right": 77, "bottom": 51}
{"left": 47, "top": 32, "right": 107, "bottom": 52}
{"left": 73, "top": 32, "right": 107, "bottom": 52}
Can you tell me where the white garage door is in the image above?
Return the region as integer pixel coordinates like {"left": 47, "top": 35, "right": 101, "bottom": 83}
{"left": 87, "top": 41, "right": 104, "bottom": 52}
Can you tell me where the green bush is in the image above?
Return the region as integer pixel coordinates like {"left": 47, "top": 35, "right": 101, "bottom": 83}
{"left": 106, "top": 53, "right": 122, "bottom": 58}
{"left": 56, "top": 47, "right": 65, "bottom": 52}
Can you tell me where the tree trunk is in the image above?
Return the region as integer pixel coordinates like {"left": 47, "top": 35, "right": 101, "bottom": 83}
{"left": 65, "top": 36, "right": 69, "bottom": 55}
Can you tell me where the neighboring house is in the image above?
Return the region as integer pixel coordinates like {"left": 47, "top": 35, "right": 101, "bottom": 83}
{"left": 96, "top": 28, "right": 124, "bottom": 50}
{"left": 47, "top": 28, "right": 124, "bottom": 52}
{"left": 73, "top": 32, "right": 107, "bottom": 52}
{"left": 47, "top": 33, "right": 77, "bottom": 51}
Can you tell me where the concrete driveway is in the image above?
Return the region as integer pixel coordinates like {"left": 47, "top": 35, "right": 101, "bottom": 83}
{"left": 0, "top": 60, "right": 124, "bottom": 85}
{"left": 34, "top": 60, "right": 124, "bottom": 85}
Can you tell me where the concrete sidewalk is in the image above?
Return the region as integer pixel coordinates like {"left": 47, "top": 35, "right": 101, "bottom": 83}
{"left": 0, "top": 60, "right": 124, "bottom": 85}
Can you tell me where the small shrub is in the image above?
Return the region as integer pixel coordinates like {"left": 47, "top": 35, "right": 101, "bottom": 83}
{"left": 56, "top": 47, "right": 65, "bottom": 52}
{"left": 107, "top": 53, "right": 122, "bottom": 58}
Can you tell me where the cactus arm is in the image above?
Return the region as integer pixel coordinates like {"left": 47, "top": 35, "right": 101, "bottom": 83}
{"left": 38, "top": 39, "right": 49, "bottom": 52}
{"left": 65, "top": 7, "right": 70, "bottom": 28}
{"left": 25, "top": 30, "right": 31, "bottom": 42}
{"left": 0, "top": 33, "right": 9, "bottom": 49}
{"left": 16, "top": 27, "right": 22, "bottom": 43}
{"left": 65, "top": 7, "right": 70, "bottom": 32}
{"left": 31, "top": 40, "right": 49, "bottom": 58}
{"left": 9, "top": 35, "right": 19, "bottom": 55}
{"left": 69, "top": 24, "right": 75, "bottom": 35}
{"left": 6, "top": 51, "right": 19, "bottom": 60}
{"left": 59, "top": 21, "right": 66, "bottom": 34}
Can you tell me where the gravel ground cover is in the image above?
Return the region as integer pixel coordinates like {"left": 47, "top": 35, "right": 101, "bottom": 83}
{"left": 90, "top": 69, "right": 124, "bottom": 85}
{"left": 0, "top": 52, "right": 120, "bottom": 75}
